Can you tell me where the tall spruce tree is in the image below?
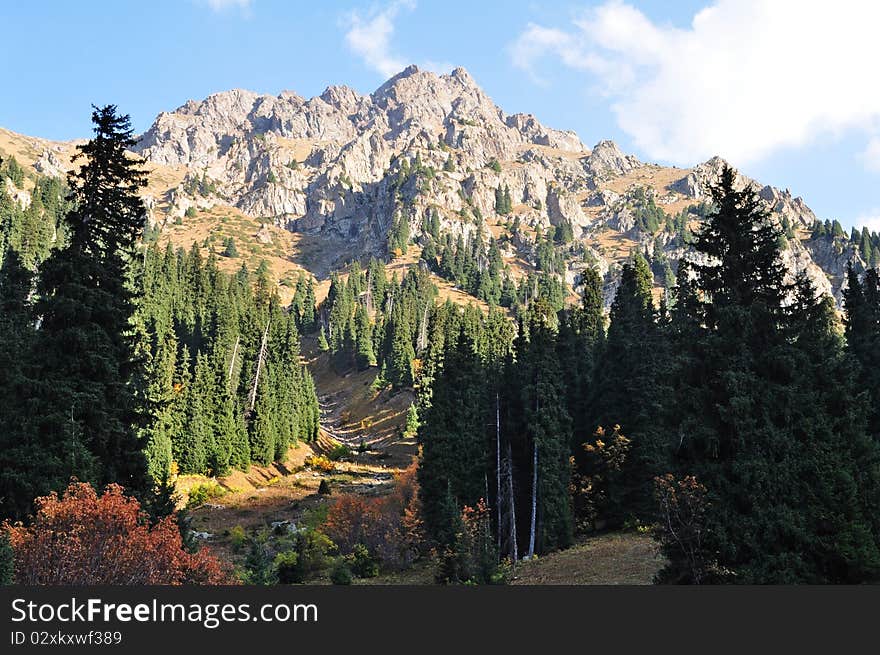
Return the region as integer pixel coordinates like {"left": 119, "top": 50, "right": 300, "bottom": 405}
{"left": 844, "top": 263, "right": 880, "bottom": 436}
{"left": 516, "top": 299, "right": 574, "bottom": 554}
{"left": 588, "top": 252, "right": 668, "bottom": 524}
{"left": 418, "top": 328, "right": 489, "bottom": 546}
{"left": 664, "top": 164, "right": 880, "bottom": 583}
{"left": 23, "top": 106, "right": 149, "bottom": 509}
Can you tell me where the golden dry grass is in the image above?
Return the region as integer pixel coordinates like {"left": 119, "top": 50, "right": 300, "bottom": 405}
{"left": 602, "top": 164, "right": 689, "bottom": 195}
{"left": 157, "top": 205, "right": 308, "bottom": 305}
{"left": 510, "top": 532, "right": 666, "bottom": 585}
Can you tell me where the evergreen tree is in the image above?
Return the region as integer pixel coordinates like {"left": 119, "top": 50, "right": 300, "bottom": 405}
{"left": 404, "top": 402, "right": 419, "bottom": 437}
{"left": 354, "top": 304, "right": 376, "bottom": 370}
{"left": 559, "top": 267, "right": 605, "bottom": 450}
{"left": 418, "top": 329, "right": 488, "bottom": 546}
{"left": 387, "top": 308, "right": 415, "bottom": 389}
{"left": 249, "top": 376, "right": 277, "bottom": 466}
{"left": 516, "top": 300, "right": 574, "bottom": 553}
{"left": 588, "top": 253, "right": 667, "bottom": 523}
{"left": 0, "top": 531, "right": 13, "bottom": 584}
{"left": 664, "top": 164, "right": 880, "bottom": 583}
{"left": 844, "top": 263, "right": 880, "bottom": 436}
{"left": 317, "top": 325, "right": 330, "bottom": 352}
{"left": 174, "top": 347, "right": 207, "bottom": 474}
{"left": 25, "top": 105, "right": 149, "bottom": 505}
{"left": 141, "top": 331, "right": 178, "bottom": 483}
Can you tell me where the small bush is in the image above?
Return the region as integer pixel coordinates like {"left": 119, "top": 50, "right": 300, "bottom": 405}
{"left": 346, "top": 544, "right": 379, "bottom": 578}
{"left": 274, "top": 550, "right": 301, "bottom": 584}
{"left": 301, "top": 505, "right": 329, "bottom": 531}
{"left": 330, "top": 561, "right": 352, "bottom": 585}
{"left": 186, "top": 482, "right": 225, "bottom": 509}
{"left": 357, "top": 440, "right": 367, "bottom": 454}
{"left": 185, "top": 207, "right": 197, "bottom": 218}
{"left": 229, "top": 525, "right": 247, "bottom": 551}
{"left": 328, "top": 444, "right": 352, "bottom": 461}
{"left": 317, "top": 479, "right": 332, "bottom": 496}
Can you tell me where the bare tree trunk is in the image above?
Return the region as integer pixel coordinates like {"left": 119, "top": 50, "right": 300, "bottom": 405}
{"left": 416, "top": 303, "right": 429, "bottom": 354}
{"left": 227, "top": 336, "right": 240, "bottom": 388}
{"left": 249, "top": 319, "right": 270, "bottom": 411}
{"left": 527, "top": 441, "right": 537, "bottom": 559}
{"left": 496, "top": 391, "right": 501, "bottom": 551}
{"left": 506, "top": 442, "right": 517, "bottom": 563}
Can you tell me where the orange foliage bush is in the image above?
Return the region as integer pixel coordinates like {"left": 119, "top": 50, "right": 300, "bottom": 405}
{"left": 322, "top": 459, "right": 423, "bottom": 570}
{"left": 304, "top": 455, "right": 335, "bottom": 473}
{"left": 4, "top": 481, "right": 231, "bottom": 585}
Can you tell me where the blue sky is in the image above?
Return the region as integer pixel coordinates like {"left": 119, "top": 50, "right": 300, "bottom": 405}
{"left": 2, "top": 0, "right": 878, "bottom": 231}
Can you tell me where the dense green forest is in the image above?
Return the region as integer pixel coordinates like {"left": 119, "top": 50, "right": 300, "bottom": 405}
{"left": 0, "top": 107, "right": 319, "bottom": 521}
{"left": 2, "top": 107, "right": 880, "bottom": 585}
{"left": 414, "top": 167, "right": 880, "bottom": 584}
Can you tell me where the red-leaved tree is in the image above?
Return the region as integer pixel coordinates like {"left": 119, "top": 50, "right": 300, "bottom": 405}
{"left": 322, "top": 459, "right": 424, "bottom": 570}
{"left": 4, "top": 481, "right": 230, "bottom": 584}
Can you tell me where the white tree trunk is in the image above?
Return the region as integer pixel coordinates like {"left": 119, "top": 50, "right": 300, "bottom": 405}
{"left": 496, "top": 392, "right": 501, "bottom": 551}
{"left": 527, "top": 442, "right": 537, "bottom": 559}
{"left": 249, "top": 319, "right": 270, "bottom": 411}
{"left": 506, "top": 442, "right": 518, "bottom": 562}
{"left": 227, "top": 336, "right": 240, "bottom": 388}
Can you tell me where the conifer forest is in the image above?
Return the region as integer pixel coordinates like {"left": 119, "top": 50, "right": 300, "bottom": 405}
{"left": 2, "top": 89, "right": 880, "bottom": 589}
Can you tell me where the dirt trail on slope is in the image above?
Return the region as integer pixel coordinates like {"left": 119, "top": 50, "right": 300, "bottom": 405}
{"left": 184, "top": 335, "right": 418, "bottom": 562}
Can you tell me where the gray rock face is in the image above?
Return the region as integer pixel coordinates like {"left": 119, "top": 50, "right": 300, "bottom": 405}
{"left": 673, "top": 157, "right": 816, "bottom": 229}
{"left": 586, "top": 140, "right": 640, "bottom": 178}
{"left": 133, "top": 65, "right": 859, "bottom": 302}
{"left": 34, "top": 148, "right": 64, "bottom": 178}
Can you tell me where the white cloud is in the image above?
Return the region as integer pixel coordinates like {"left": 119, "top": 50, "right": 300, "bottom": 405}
{"left": 196, "top": 0, "right": 252, "bottom": 12}
{"left": 855, "top": 210, "right": 880, "bottom": 233}
{"left": 343, "top": 1, "right": 416, "bottom": 79}
{"left": 510, "top": 1, "right": 880, "bottom": 168}
{"left": 861, "top": 136, "right": 880, "bottom": 173}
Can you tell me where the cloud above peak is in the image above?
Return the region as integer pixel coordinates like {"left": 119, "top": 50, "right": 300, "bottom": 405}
{"left": 343, "top": 1, "right": 416, "bottom": 79}
{"left": 510, "top": 1, "right": 880, "bottom": 168}
{"left": 342, "top": 2, "right": 453, "bottom": 79}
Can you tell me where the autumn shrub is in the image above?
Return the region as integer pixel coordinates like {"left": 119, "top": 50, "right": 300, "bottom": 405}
{"left": 322, "top": 460, "right": 424, "bottom": 571}
{"left": 653, "top": 474, "right": 725, "bottom": 584}
{"left": 304, "top": 455, "right": 335, "bottom": 473}
{"left": 186, "top": 481, "right": 226, "bottom": 509}
{"left": 571, "top": 425, "right": 631, "bottom": 531}
{"left": 5, "top": 481, "right": 230, "bottom": 584}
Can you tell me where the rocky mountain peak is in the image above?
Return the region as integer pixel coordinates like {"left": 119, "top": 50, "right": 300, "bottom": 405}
{"left": 587, "top": 140, "right": 640, "bottom": 178}
{"left": 123, "top": 68, "right": 856, "bottom": 303}
{"left": 319, "top": 85, "right": 363, "bottom": 112}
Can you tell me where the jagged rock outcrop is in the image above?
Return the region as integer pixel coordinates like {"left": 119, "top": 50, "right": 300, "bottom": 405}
{"left": 124, "top": 66, "right": 868, "bottom": 300}
{"left": 34, "top": 148, "right": 64, "bottom": 178}
{"left": 586, "top": 140, "right": 640, "bottom": 178}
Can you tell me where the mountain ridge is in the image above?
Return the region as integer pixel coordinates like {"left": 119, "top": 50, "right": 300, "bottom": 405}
{"left": 0, "top": 66, "right": 872, "bottom": 305}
